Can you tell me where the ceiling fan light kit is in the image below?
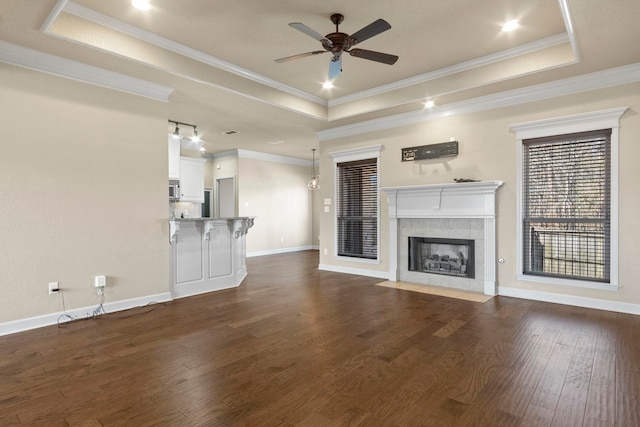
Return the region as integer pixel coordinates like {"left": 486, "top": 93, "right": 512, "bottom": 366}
{"left": 276, "top": 13, "right": 399, "bottom": 80}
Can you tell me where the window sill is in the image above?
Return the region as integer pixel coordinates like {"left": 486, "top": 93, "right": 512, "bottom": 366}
{"left": 517, "top": 274, "right": 619, "bottom": 291}
{"left": 335, "top": 256, "right": 380, "bottom": 265}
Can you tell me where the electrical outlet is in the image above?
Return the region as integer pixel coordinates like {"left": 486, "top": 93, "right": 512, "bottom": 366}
{"left": 94, "top": 275, "right": 106, "bottom": 288}
{"left": 324, "top": 248, "right": 328, "bottom": 255}
{"left": 48, "top": 281, "right": 59, "bottom": 295}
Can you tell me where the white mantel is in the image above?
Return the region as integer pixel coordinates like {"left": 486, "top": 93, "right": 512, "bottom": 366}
{"left": 382, "top": 181, "right": 503, "bottom": 295}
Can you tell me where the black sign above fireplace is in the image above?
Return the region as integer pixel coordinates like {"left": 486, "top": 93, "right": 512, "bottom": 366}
{"left": 408, "top": 237, "right": 475, "bottom": 279}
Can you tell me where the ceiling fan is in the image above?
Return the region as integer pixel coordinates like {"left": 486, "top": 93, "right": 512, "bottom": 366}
{"left": 275, "top": 13, "right": 399, "bottom": 80}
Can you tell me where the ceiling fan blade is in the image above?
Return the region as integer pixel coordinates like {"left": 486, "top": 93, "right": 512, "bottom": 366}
{"left": 349, "top": 19, "right": 391, "bottom": 45}
{"left": 328, "top": 56, "right": 342, "bottom": 80}
{"left": 289, "top": 23, "right": 333, "bottom": 46}
{"left": 349, "top": 48, "right": 398, "bottom": 65}
{"left": 275, "top": 51, "right": 327, "bottom": 63}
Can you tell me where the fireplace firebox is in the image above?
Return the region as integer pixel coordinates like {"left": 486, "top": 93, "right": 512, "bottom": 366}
{"left": 408, "top": 237, "right": 475, "bottom": 279}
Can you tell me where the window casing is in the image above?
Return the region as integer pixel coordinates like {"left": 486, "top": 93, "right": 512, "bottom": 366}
{"left": 511, "top": 107, "right": 626, "bottom": 290}
{"left": 329, "top": 145, "right": 382, "bottom": 263}
{"left": 522, "top": 130, "right": 611, "bottom": 282}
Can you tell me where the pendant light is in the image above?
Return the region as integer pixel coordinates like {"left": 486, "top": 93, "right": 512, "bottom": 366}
{"left": 308, "top": 148, "right": 320, "bottom": 191}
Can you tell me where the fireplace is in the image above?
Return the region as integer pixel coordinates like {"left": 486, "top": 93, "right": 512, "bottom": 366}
{"left": 382, "top": 181, "right": 503, "bottom": 295}
{"left": 408, "top": 237, "right": 475, "bottom": 279}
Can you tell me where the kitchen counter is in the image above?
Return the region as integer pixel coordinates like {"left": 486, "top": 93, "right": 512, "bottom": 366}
{"left": 169, "top": 217, "right": 254, "bottom": 299}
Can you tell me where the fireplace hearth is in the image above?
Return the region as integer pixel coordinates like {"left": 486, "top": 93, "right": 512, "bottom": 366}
{"left": 408, "top": 237, "right": 475, "bottom": 279}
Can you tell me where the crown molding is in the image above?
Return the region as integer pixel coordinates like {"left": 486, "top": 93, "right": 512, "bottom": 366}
{"left": 0, "top": 40, "right": 173, "bottom": 101}
{"left": 329, "top": 33, "right": 571, "bottom": 107}
{"left": 317, "top": 62, "right": 640, "bottom": 141}
{"left": 48, "top": 1, "right": 580, "bottom": 119}
{"left": 208, "top": 148, "right": 312, "bottom": 166}
{"left": 558, "top": 0, "right": 581, "bottom": 62}
{"left": 237, "top": 149, "right": 312, "bottom": 166}
{"left": 57, "top": 1, "right": 327, "bottom": 107}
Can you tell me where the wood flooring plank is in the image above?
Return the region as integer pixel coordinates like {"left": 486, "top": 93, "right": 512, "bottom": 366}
{"left": 529, "top": 342, "right": 575, "bottom": 411}
{"left": 521, "top": 404, "right": 555, "bottom": 427}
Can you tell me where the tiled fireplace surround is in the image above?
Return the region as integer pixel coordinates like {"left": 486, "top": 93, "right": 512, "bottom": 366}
{"left": 382, "top": 181, "right": 503, "bottom": 295}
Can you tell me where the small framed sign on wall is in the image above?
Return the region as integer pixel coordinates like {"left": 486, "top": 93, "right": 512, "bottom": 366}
{"left": 401, "top": 141, "right": 458, "bottom": 161}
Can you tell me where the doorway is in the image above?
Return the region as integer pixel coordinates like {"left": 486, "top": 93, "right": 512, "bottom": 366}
{"left": 216, "top": 177, "right": 236, "bottom": 218}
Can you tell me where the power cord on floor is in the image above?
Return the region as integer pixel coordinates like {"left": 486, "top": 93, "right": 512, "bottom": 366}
{"left": 56, "top": 288, "right": 168, "bottom": 328}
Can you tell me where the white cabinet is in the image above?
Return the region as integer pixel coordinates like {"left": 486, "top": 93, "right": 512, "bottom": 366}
{"left": 168, "top": 135, "right": 181, "bottom": 180}
{"left": 180, "top": 157, "right": 205, "bottom": 202}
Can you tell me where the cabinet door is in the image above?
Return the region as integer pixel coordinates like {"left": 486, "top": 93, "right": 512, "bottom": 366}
{"left": 168, "top": 135, "right": 181, "bottom": 179}
{"left": 180, "top": 157, "right": 205, "bottom": 203}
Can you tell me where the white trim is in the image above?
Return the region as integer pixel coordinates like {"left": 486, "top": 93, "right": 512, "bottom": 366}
{"left": 516, "top": 274, "right": 619, "bottom": 291}
{"left": 498, "top": 286, "right": 640, "bottom": 315}
{"left": 317, "top": 63, "right": 640, "bottom": 141}
{"left": 558, "top": 0, "right": 581, "bottom": 62}
{"left": 0, "top": 292, "right": 173, "bottom": 337}
{"left": 334, "top": 256, "right": 381, "bottom": 265}
{"left": 247, "top": 246, "right": 314, "bottom": 257}
{"left": 58, "top": 1, "right": 326, "bottom": 107}
{"left": 206, "top": 149, "right": 313, "bottom": 167}
{"left": 329, "top": 33, "right": 571, "bottom": 107}
{"left": 382, "top": 182, "right": 503, "bottom": 295}
{"left": 41, "top": 0, "right": 69, "bottom": 32}
{"left": 318, "top": 264, "right": 390, "bottom": 280}
{"left": 207, "top": 150, "right": 238, "bottom": 160}
{"left": 509, "top": 106, "right": 629, "bottom": 138}
{"left": 0, "top": 40, "right": 173, "bottom": 102}
{"left": 328, "top": 144, "right": 384, "bottom": 163}
{"left": 329, "top": 145, "right": 383, "bottom": 263}
{"left": 510, "top": 107, "right": 627, "bottom": 289}
{"left": 237, "top": 149, "right": 312, "bottom": 167}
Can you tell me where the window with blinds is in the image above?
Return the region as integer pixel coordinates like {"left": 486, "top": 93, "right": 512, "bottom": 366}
{"left": 336, "top": 158, "right": 378, "bottom": 259}
{"left": 522, "top": 129, "right": 611, "bottom": 282}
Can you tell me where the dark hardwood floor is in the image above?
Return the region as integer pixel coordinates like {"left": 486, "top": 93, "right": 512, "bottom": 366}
{"left": 0, "top": 250, "right": 638, "bottom": 426}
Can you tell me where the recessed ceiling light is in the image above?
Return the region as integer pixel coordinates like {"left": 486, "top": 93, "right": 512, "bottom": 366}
{"left": 322, "top": 81, "right": 334, "bottom": 89}
{"left": 423, "top": 99, "right": 435, "bottom": 108}
{"left": 268, "top": 140, "right": 285, "bottom": 145}
{"left": 132, "top": 0, "right": 151, "bottom": 10}
{"left": 502, "top": 20, "right": 520, "bottom": 32}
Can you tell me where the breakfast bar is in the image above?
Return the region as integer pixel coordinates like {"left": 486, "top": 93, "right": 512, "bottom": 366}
{"left": 169, "top": 217, "right": 254, "bottom": 299}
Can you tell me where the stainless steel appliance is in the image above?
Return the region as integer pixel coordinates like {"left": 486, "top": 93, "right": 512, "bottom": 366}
{"left": 169, "top": 180, "right": 180, "bottom": 201}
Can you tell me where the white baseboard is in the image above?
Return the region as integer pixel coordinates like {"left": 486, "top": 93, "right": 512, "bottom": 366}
{"left": 0, "top": 292, "right": 173, "bottom": 337}
{"left": 318, "top": 263, "right": 390, "bottom": 280}
{"left": 498, "top": 286, "right": 640, "bottom": 315}
{"left": 247, "top": 246, "right": 315, "bottom": 257}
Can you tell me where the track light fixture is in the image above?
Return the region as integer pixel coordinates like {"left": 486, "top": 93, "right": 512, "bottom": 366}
{"left": 169, "top": 119, "right": 201, "bottom": 140}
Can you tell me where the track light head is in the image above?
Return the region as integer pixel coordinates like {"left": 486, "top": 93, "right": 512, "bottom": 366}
{"left": 172, "top": 124, "right": 180, "bottom": 139}
{"left": 191, "top": 127, "right": 200, "bottom": 143}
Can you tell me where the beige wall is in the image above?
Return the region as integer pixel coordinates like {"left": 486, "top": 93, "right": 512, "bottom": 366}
{"left": 238, "top": 157, "right": 313, "bottom": 254}
{"left": 0, "top": 64, "right": 169, "bottom": 323}
{"left": 318, "top": 82, "right": 640, "bottom": 305}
